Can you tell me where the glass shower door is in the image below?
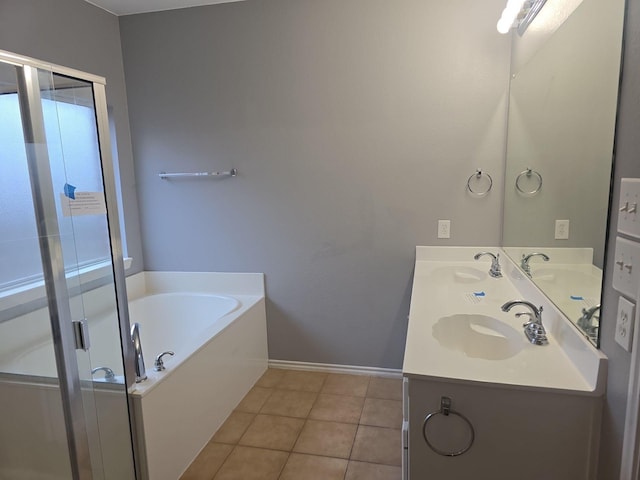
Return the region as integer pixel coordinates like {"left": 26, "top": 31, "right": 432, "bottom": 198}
{"left": 0, "top": 55, "right": 136, "bottom": 480}
{"left": 0, "top": 58, "right": 75, "bottom": 480}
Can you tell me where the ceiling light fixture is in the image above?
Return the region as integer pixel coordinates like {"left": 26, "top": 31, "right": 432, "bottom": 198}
{"left": 497, "top": 0, "right": 548, "bottom": 35}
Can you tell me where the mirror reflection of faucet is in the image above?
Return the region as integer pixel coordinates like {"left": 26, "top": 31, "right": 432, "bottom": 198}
{"left": 520, "top": 252, "right": 550, "bottom": 277}
{"left": 473, "top": 252, "right": 502, "bottom": 278}
{"left": 577, "top": 305, "right": 600, "bottom": 341}
{"left": 501, "top": 300, "right": 548, "bottom": 345}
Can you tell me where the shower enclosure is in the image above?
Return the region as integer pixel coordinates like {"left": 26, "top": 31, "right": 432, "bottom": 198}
{"left": 0, "top": 50, "right": 137, "bottom": 479}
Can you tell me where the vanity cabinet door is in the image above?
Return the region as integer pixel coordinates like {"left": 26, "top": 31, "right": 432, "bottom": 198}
{"left": 405, "top": 377, "right": 602, "bottom": 480}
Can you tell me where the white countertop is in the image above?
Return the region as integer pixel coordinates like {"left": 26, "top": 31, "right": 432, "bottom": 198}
{"left": 403, "top": 247, "right": 606, "bottom": 396}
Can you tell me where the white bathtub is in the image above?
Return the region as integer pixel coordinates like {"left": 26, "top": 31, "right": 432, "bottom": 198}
{"left": 0, "top": 271, "right": 268, "bottom": 480}
{"left": 127, "top": 292, "right": 241, "bottom": 384}
{"left": 125, "top": 272, "right": 268, "bottom": 480}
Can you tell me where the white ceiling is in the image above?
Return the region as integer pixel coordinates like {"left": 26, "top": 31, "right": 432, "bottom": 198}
{"left": 84, "top": 0, "right": 245, "bottom": 16}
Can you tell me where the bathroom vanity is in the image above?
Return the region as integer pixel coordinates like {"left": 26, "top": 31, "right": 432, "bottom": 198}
{"left": 402, "top": 247, "right": 606, "bottom": 480}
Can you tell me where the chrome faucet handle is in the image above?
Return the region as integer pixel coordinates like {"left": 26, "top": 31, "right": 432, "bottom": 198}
{"left": 154, "top": 351, "right": 175, "bottom": 371}
{"left": 473, "top": 252, "right": 503, "bottom": 278}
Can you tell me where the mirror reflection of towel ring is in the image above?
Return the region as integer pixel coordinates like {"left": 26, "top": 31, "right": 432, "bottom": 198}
{"left": 422, "top": 397, "right": 475, "bottom": 457}
{"left": 467, "top": 169, "right": 493, "bottom": 197}
{"left": 515, "top": 168, "right": 543, "bottom": 196}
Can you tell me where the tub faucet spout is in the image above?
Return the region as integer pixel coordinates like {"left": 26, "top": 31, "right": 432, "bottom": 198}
{"left": 131, "top": 323, "right": 147, "bottom": 382}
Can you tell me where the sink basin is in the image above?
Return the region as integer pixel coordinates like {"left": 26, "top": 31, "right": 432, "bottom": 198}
{"left": 532, "top": 268, "right": 600, "bottom": 289}
{"left": 531, "top": 268, "right": 602, "bottom": 301}
{"left": 430, "top": 266, "right": 487, "bottom": 284}
{"left": 432, "top": 314, "right": 523, "bottom": 360}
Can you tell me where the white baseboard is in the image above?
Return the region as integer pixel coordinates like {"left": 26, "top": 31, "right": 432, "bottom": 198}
{"left": 268, "top": 359, "right": 402, "bottom": 379}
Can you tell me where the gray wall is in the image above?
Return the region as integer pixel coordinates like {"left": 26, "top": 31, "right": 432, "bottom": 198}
{"left": 0, "top": 0, "right": 145, "bottom": 273}
{"left": 598, "top": 0, "right": 640, "bottom": 477}
{"left": 119, "top": 0, "right": 511, "bottom": 369}
{"left": 2, "top": 0, "right": 638, "bottom": 475}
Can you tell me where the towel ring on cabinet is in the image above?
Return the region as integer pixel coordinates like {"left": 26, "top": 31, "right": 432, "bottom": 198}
{"left": 466, "top": 169, "right": 493, "bottom": 197}
{"left": 515, "top": 168, "right": 543, "bottom": 196}
{"left": 422, "top": 396, "right": 475, "bottom": 457}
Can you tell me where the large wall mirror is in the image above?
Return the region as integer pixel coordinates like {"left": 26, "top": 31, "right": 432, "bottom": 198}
{"left": 502, "top": 0, "right": 625, "bottom": 346}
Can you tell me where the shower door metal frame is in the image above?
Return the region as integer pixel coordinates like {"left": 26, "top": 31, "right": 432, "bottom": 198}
{"left": 0, "top": 49, "right": 138, "bottom": 480}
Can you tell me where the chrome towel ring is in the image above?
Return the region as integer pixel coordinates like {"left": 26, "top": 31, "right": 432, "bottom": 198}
{"left": 467, "top": 169, "right": 493, "bottom": 197}
{"left": 515, "top": 168, "right": 543, "bottom": 195}
{"left": 422, "top": 396, "right": 475, "bottom": 457}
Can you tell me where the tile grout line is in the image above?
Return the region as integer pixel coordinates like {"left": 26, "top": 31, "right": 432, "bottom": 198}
{"left": 345, "top": 375, "right": 370, "bottom": 473}
{"left": 205, "top": 370, "right": 403, "bottom": 479}
{"left": 275, "top": 451, "right": 291, "bottom": 480}
{"left": 288, "top": 371, "right": 363, "bottom": 479}
{"left": 277, "top": 370, "right": 327, "bottom": 479}
{"left": 209, "top": 443, "right": 234, "bottom": 480}
{"left": 208, "top": 442, "right": 233, "bottom": 480}
{"left": 343, "top": 375, "right": 370, "bottom": 479}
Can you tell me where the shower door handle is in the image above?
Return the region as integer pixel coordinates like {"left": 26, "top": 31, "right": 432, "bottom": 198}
{"left": 72, "top": 319, "right": 91, "bottom": 351}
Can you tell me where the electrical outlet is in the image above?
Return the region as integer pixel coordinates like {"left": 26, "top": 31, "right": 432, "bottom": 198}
{"left": 615, "top": 296, "right": 635, "bottom": 352}
{"left": 438, "top": 220, "right": 451, "bottom": 239}
{"left": 618, "top": 178, "right": 640, "bottom": 239}
{"left": 612, "top": 237, "right": 640, "bottom": 298}
{"left": 555, "top": 219, "right": 570, "bottom": 240}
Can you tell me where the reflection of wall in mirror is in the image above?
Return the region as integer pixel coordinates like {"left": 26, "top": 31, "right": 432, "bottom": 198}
{"left": 502, "top": 0, "right": 624, "bottom": 269}
{"left": 511, "top": 0, "right": 585, "bottom": 73}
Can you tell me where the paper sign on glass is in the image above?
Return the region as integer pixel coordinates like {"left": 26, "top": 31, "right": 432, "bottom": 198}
{"left": 60, "top": 191, "right": 107, "bottom": 217}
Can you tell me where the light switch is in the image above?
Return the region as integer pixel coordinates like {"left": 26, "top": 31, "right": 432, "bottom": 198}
{"left": 618, "top": 178, "right": 640, "bottom": 238}
{"left": 612, "top": 237, "right": 640, "bottom": 299}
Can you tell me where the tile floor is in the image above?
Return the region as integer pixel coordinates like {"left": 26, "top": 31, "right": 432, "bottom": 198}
{"left": 180, "top": 368, "right": 403, "bottom": 480}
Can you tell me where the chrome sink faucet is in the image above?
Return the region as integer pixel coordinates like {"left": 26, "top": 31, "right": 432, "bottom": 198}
{"left": 501, "top": 300, "right": 548, "bottom": 345}
{"left": 520, "top": 252, "right": 550, "bottom": 277}
{"left": 474, "top": 252, "right": 502, "bottom": 278}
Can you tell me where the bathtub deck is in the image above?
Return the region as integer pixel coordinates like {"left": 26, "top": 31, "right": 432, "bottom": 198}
{"left": 180, "top": 368, "right": 402, "bottom": 480}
